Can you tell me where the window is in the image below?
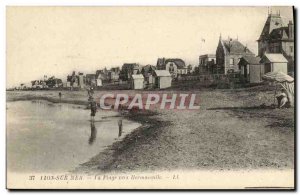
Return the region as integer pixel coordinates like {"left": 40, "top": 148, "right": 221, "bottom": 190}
{"left": 230, "top": 58, "right": 234, "bottom": 65}
{"left": 290, "top": 46, "right": 293, "bottom": 53}
{"left": 169, "top": 63, "right": 174, "bottom": 73}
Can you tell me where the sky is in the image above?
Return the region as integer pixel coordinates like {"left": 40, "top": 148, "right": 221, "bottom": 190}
{"left": 6, "top": 6, "right": 293, "bottom": 87}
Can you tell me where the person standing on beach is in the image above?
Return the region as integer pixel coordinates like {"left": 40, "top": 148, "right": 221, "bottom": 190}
{"left": 87, "top": 85, "right": 97, "bottom": 121}
{"left": 276, "top": 89, "right": 288, "bottom": 108}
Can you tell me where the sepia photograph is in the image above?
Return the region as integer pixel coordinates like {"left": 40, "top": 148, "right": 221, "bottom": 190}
{"left": 6, "top": 6, "right": 295, "bottom": 189}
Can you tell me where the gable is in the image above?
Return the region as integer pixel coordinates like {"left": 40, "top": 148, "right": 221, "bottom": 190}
{"left": 259, "top": 14, "right": 284, "bottom": 40}
{"left": 216, "top": 39, "right": 226, "bottom": 56}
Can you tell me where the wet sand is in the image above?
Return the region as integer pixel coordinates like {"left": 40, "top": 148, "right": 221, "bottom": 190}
{"left": 6, "top": 100, "right": 141, "bottom": 173}
{"left": 6, "top": 86, "right": 294, "bottom": 173}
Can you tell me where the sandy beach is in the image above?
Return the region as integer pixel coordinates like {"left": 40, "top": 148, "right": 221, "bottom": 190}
{"left": 6, "top": 85, "right": 294, "bottom": 173}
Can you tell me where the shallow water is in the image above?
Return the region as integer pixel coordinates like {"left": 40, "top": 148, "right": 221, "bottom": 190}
{"left": 7, "top": 100, "right": 141, "bottom": 173}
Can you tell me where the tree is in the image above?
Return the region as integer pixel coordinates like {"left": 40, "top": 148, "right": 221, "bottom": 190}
{"left": 194, "top": 66, "right": 200, "bottom": 75}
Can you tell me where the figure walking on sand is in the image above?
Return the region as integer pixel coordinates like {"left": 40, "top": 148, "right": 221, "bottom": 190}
{"left": 87, "top": 85, "right": 97, "bottom": 121}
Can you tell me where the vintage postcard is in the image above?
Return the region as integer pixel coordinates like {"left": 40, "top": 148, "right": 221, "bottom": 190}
{"left": 6, "top": 6, "right": 295, "bottom": 189}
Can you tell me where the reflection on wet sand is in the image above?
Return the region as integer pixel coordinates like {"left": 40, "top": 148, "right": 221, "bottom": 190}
{"left": 7, "top": 100, "right": 141, "bottom": 173}
{"left": 89, "top": 121, "right": 97, "bottom": 145}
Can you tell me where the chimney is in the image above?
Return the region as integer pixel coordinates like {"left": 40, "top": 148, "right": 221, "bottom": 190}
{"left": 288, "top": 20, "right": 294, "bottom": 39}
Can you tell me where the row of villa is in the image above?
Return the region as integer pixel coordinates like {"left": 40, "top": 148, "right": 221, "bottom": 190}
{"left": 64, "top": 58, "right": 192, "bottom": 90}
{"left": 13, "top": 13, "right": 294, "bottom": 90}
{"left": 14, "top": 58, "right": 193, "bottom": 90}
{"left": 199, "top": 13, "right": 294, "bottom": 83}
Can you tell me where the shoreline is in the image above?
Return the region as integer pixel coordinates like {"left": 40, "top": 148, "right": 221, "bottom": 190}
{"left": 6, "top": 92, "right": 166, "bottom": 173}
{"left": 6, "top": 89, "right": 294, "bottom": 172}
{"left": 75, "top": 110, "right": 168, "bottom": 173}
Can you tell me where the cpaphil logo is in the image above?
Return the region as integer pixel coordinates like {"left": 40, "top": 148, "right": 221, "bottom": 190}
{"left": 96, "top": 93, "right": 200, "bottom": 111}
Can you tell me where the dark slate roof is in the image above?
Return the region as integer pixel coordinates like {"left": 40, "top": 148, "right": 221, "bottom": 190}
{"left": 269, "top": 27, "right": 291, "bottom": 40}
{"left": 258, "top": 14, "right": 284, "bottom": 41}
{"left": 222, "top": 39, "right": 254, "bottom": 55}
{"left": 241, "top": 56, "right": 261, "bottom": 65}
{"left": 142, "top": 65, "right": 156, "bottom": 73}
{"left": 199, "top": 54, "right": 216, "bottom": 58}
{"left": 157, "top": 58, "right": 185, "bottom": 69}
{"left": 165, "top": 59, "right": 185, "bottom": 69}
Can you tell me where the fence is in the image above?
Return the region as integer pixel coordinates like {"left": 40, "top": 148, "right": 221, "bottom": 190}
{"left": 175, "top": 73, "right": 246, "bottom": 89}
{"left": 178, "top": 73, "right": 241, "bottom": 82}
